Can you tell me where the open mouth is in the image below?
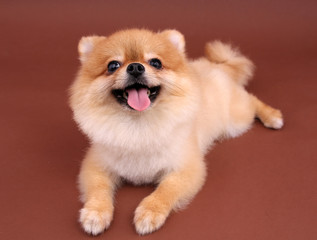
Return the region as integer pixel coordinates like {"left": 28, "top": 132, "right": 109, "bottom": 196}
{"left": 112, "top": 83, "right": 161, "bottom": 111}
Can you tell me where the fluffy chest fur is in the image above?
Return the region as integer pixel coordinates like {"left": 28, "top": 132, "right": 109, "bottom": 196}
{"left": 71, "top": 90, "right": 197, "bottom": 183}
{"left": 92, "top": 120, "right": 192, "bottom": 184}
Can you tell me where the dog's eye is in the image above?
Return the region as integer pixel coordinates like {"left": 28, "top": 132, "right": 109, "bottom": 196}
{"left": 149, "top": 58, "right": 162, "bottom": 69}
{"left": 108, "top": 61, "right": 121, "bottom": 73}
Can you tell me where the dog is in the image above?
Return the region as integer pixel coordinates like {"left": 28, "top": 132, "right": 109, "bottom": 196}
{"left": 69, "top": 29, "right": 283, "bottom": 235}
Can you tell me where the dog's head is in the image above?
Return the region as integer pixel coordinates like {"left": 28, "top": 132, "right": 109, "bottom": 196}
{"left": 70, "top": 29, "right": 195, "bottom": 145}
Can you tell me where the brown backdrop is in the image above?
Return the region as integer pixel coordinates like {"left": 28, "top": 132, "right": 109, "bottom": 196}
{"left": 1, "top": 0, "right": 316, "bottom": 239}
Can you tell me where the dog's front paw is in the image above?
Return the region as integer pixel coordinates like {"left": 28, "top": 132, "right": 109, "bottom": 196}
{"left": 79, "top": 207, "right": 113, "bottom": 236}
{"left": 134, "top": 196, "right": 170, "bottom": 235}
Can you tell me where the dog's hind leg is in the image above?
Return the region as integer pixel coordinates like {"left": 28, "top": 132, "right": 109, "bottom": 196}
{"left": 251, "top": 95, "right": 284, "bottom": 129}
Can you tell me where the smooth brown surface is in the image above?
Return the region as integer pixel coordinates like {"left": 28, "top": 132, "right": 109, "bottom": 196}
{"left": 1, "top": 1, "right": 316, "bottom": 239}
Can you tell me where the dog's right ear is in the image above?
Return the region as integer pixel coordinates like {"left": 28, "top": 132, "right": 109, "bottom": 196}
{"left": 78, "top": 36, "right": 106, "bottom": 63}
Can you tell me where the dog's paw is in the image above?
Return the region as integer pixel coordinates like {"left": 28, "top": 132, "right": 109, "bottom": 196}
{"left": 134, "top": 197, "right": 170, "bottom": 235}
{"left": 264, "top": 109, "right": 284, "bottom": 129}
{"left": 79, "top": 207, "right": 113, "bottom": 236}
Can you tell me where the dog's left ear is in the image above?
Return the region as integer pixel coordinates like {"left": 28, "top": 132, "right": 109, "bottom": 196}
{"left": 78, "top": 36, "right": 106, "bottom": 63}
{"left": 161, "top": 30, "right": 185, "bottom": 53}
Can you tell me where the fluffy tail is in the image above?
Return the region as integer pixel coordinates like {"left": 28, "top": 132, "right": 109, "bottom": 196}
{"left": 205, "top": 41, "right": 255, "bottom": 86}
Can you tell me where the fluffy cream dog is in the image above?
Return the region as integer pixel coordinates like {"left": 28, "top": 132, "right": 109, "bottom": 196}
{"left": 69, "top": 29, "right": 283, "bottom": 235}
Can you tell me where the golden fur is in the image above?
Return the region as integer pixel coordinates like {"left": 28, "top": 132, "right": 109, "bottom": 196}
{"left": 69, "top": 29, "right": 283, "bottom": 235}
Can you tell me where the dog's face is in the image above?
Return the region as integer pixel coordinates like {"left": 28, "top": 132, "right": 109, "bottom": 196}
{"left": 71, "top": 29, "right": 188, "bottom": 110}
{"left": 70, "top": 29, "right": 195, "bottom": 145}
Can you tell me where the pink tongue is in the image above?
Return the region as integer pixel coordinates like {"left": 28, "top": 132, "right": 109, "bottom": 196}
{"left": 126, "top": 88, "right": 151, "bottom": 111}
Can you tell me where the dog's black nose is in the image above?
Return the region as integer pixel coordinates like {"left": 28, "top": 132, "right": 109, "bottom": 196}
{"left": 127, "top": 63, "right": 145, "bottom": 78}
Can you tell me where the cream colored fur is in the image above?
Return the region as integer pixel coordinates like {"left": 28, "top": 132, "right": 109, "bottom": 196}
{"left": 69, "top": 29, "right": 283, "bottom": 236}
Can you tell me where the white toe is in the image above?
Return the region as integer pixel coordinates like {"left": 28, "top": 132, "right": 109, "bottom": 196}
{"left": 134, "top": 206, "right": 167, "bottom": 235}
{"left": 271, "top": 117, "right": 284, "bottom": 129}
{"left": 79, "top": 208, "right": 112, "bottom": 235}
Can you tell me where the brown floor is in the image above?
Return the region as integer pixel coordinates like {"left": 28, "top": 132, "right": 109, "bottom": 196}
{"left": 1, "top": 1, "right": 316, "bottom": 239}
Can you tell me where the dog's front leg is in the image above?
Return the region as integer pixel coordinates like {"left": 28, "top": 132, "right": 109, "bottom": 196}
{"left": 78, "top": 146, "right": 119, "bottom": 235}
{"left": 134, "top": 148, "right": 206, "bottom": 235}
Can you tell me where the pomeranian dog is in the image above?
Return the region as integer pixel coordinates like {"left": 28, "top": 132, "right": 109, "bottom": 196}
{"left": 69, "top": 29, "right": 283, "bottom": 235}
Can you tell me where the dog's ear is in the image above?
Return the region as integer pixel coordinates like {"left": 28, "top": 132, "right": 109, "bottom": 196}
{"left": 161, "top": 29, "right": 185, "bottom": 53}
{"left": 78, "top": 36, "right": 106, "bottom": 63}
